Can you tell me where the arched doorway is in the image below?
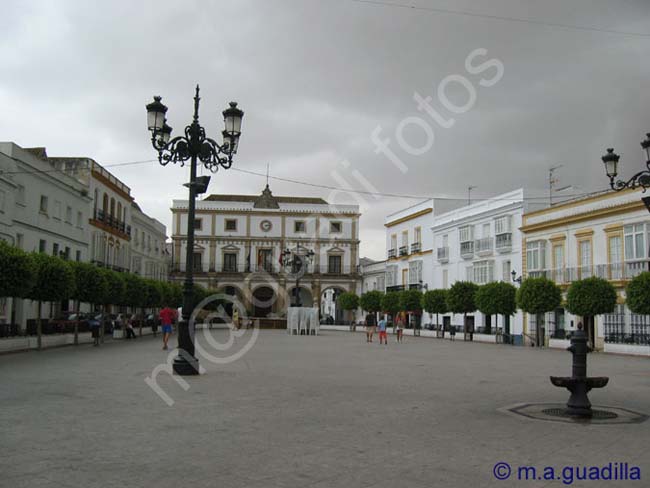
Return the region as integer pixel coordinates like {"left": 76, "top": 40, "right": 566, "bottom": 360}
{"left": 288, "top": 286, "right": 313, "bottom": 307}
{"left": 252, "top": 286, "right": 276, "bottom": 318}
{"left": 217, "top": 285, "right": 245, "bottom": 317}
{"left": 320, "top": 286, "right": 347, "bottom": 324}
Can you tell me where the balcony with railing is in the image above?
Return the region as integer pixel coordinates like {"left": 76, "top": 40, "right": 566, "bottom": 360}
{"left": 527, "top": 259, "right": 650, "bottom": 284}
{"left": 460, "top": 241, "right": 474, "bottom": 259}
{"left": 387, "top": 248, "right": 397, "bottom": 259}
{"left": 387, "top": 285, "right": 405, "bottom": 292}
{"left": 410, "top": 242, "right": 421, "bottom": 254}
{"left": 399, "top": 246, "right": 408, "bottom": 257}
{"left": 92, "top": 209, "right": 131, "bottom": 238}
{"left": 495, "top": 233, "right": 512, "bottom": 252}
{"left": 437, "top": 246, "right": 449, "bottom": 263}
{"left": 474, "top": 237, "right": 494, "bottom": 256}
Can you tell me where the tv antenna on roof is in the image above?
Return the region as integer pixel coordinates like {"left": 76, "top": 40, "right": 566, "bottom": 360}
{"left": 467, "top": 185, "right": 477, "bottom": 205}
{"left": 549, "top": 164, "right": 563, "bottom": 206}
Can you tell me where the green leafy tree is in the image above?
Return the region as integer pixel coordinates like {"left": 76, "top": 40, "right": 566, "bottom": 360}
{"left": 566, "top": 277, "right": 617, "bottom": 344}
{"left": 338, "top": 292, "right": 359, "bottom": 324}
{"left": 422, "top": 289, "right": 448, "bottom": 329}
{"left": 122, "top": 274, "right": 148, "bottom": 334}
{"left": 28, "top": 254, "right": 76, "bottom": 349}
{"left": 475, "top": 282, "right": 517, "bottom": 334}
{"left": 0, "top": 240, "right": 36, "bottom": 301}
{"left": 102, "top": 269, "right": 126, "bottom": 307}
{"left": 447, "top": 281, "right": 479, "bottom": 334}
{"left": 399, "top": 289, "right": 422, "bottom": 312}
{"left": 69, "top": 262, "right": 109, "bottom": 344}
{"left": 359, "top": 290, "right": 384, "bottom": 315}
{"left": 626, "top": 272, "right": 650, "bottom": 315}
{"left": 517, "top": 277, "right": 562, "bottom": 345}
{"left": 144, "top": 279, "right": 164, "bottom": 310}
{"left": 381, "top": 292, "right": 401, "bottom": 321}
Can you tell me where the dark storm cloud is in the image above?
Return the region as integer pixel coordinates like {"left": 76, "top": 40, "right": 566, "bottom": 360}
{"left": 1, "top": 0, "right": 649, "bottom": 259}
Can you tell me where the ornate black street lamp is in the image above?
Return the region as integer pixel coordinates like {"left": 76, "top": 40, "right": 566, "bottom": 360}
{"left": 282, "top": 247, "right": 315, "bottom": 307}
{"left": 146, "top": 85, "right": 243, "bottom": 375}
{"left": 511, "top": 270, "right": 522, "bottom": 284}
{"left": 601, "top": 133, "right": 650, "bottom": 192}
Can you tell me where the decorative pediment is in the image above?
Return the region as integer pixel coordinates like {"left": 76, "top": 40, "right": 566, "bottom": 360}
{"left": 221, "top": 244, "right": 240, "bottom": 252}
{"left": 253, "top": 184, "right": 280, "bottom": 209}
{"left": 327, "top": 246, "right": 345, "bottom": 254}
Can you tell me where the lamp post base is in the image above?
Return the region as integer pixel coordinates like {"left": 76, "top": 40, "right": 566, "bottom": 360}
{"left": 173, "top": 355, "right": 200, "bottom": 376}
{"left": 173, "top": 318, "right": 200, "bottom": 376}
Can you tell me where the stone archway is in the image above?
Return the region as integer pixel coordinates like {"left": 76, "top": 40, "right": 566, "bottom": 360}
{"left": 288, "top": 286, "right": 313, "bottom": 307}
{"left": 216, "top": 285, "right": 246, "bottom": 317}
{"left": 252, "top": 286, "right": 276, "bottom": 318}
{"left": 320, "top": 286, "right": 348, "bottom": 324}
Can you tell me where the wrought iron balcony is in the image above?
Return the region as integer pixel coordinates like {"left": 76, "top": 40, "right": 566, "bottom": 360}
{"left": 527, "top": 259, "right": 650, "bottom": 283}
{"left": 387, "top": 248, "right": 397, "bottom": 259}
{"left": 410, "top": 242, "right": 421, "bottom": 254}
{"left": 387, "top": 285, "right": 405, "bottom": 292}
{"left": 399, "top": 246, "right": 408, "bottom": 256}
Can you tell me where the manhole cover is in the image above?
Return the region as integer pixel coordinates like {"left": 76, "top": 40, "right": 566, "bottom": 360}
{"left": 500, "top": 403, "right": 648, "bottom": 425}
{"left": 542, "top": 408, "right": 618, "bottom": 420}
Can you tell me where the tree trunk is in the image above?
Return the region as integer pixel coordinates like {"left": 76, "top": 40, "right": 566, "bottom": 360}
{"left": 139, "top": 307, "right": 144, "bottom": 337}
{"left": 73, "top": 300, "right": 80, "bottom": 346}
{"left": 101, "top": 304, "right": 107, "bottom": 343}
{"left": 37, "top": 301, "right": 42, "bottom": 350}
{"left": 10, "top": 297, "right": 17, "bottom": 335}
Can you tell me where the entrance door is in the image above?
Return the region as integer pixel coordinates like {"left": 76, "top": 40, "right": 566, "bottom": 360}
{"left": 484, "top": 314, "right": 492, "bottom": 334}
{"left": 443, "top": 316, "right": 451, "bottom": 332}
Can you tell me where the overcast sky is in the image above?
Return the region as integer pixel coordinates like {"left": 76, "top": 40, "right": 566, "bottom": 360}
{"left": 1, "top": 0, "right": 649, "bottom": 260}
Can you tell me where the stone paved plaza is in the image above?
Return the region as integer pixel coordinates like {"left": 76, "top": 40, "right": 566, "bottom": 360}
{"left": 1, "top": 330, "right": 649, "bottom": 488}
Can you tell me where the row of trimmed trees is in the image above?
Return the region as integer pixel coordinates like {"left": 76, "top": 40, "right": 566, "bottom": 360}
{"left": 345, "top": 273, "right": 650, "bottom": 342}
{"left": 0, "top": 240, "right": 187, "bottom": 347}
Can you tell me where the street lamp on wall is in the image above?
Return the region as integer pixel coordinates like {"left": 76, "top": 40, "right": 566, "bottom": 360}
{"left": 601, "top": 133, "right": 650, "bottom": 192}
{"left": 511, "top": 270, "right": 522, "bottom": 284}
{"left": 146, "top": 86, "right": 243, "bottom": 376}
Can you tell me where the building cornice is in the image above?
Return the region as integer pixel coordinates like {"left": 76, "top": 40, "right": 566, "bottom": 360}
{"left": 92, "top": 169, "right": 134, "bottom": 202}
{"left": 385, "top": 208, "right": 432, "bottom": 228}
{"left": 520, "top": 200, "right": 646, "bottom": 234}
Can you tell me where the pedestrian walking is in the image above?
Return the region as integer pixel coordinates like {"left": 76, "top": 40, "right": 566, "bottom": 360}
{"left": 125, "top": 316, "right": 137, "bottom": 340}
{"left": 233, "top": 308, "right": 240, "bottom": 330}
{"left": 159, "top": 306, "right": 176, "bottom": 350}
{"left": 378, "top": 316, "right": 388, "bottom": 345}
{"left": 89, "top": 316, "right": 101, "bottom": 347}
{"left": 396, "top": 312, "right": 405, "bottom": 343}
{"left": 365, "top": 312, "right": 377, "bottom": 342}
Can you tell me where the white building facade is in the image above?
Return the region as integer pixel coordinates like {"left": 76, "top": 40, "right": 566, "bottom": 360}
{"left": 521, "top": 188, "right": 650, "bottom": 355}
{"left": 384, "top": 200, "right": 435, "bottom": 295}
{"left": 51, "top": 157, "right": 169, "bottom": 278}
{"left": 0, "top": 144, "right": 91, "bottom": 329}
{"left": 360, "top": 258, "right": 386, "bottom": 294}
{"left": 430, "top": 189, "right": 539, "bottom": 344}
{"left": 130, "top": 202, "right": 169, "bottom": 280}
{"left": 171, "top": 185, "right": 360, "bottom": 319}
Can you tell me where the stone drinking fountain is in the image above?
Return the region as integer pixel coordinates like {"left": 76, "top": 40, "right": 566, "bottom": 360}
{"left": 550, "top": 323, "right": 609, "bottom": 418}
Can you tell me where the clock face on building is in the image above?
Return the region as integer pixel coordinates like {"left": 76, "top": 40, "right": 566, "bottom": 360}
{"left": 260, "top": 220, "right": 273, "bottom": 232}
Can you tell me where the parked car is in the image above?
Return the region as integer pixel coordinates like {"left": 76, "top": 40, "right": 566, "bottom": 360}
{"left": 50, "top": 312, "right": 91, "bottom": 334}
